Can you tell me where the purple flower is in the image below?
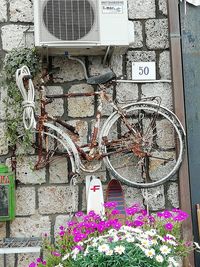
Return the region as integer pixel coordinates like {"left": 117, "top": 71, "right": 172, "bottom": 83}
{"left": 59, "top": 230, "right": 65, "bottom": 237}
{"left": 104, "top": 202, "right": 118, "bottom": 209}
{"left": 52, "top": 251, "right": 61, "bottom": 257}
{"left": 88, "top": 210, "right": 96, "bottom": 217}
{"left": 29, "top": 263, "right": 36, "bottom": 267}
{"left": 164, "top": 222, "right": 174, "bottom": 231}
{"left": 133, "top": 220, "right": 144, "bottom": 227}
{"left": 36, "top": 258, "right": 42, "bottom": 263}
{"left": 163, "top": 210, "right": 173, "bottom": 219}
{"left": 59, "top": 225, "right": 64, "bottom": 230}
{"left": 157, "top": 212, "right": 163, "bottom": 217}
{"left": 141, "top": 209, "right": 147, "bottom": 216}
{"left": 75, "top": 211, "right": 84, "bottom": 217}
{"left": 111, "top": 209, "right": 120, "bottom": 215}
{"left": 148, "top": 215, "right": 155, "bottom": 223}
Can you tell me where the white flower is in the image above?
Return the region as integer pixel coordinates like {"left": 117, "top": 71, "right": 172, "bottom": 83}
{"left": 55, "top": 264, "right": 64, "bottom": 267}
{"left": 98, "top": 244, "right": 110, "bottom": 253}
{"left": 105, "top": 249, "right": 114, "bottom": 256}
{"left": 144, "top": 248, "right": 155, "bottom": 258}
{"left": 72, "top": 248, "right": 80, "bottom": 255}
{"left": 168, "top": 257, "right": 180, "bottom": 267}
{"left": 166, "top": 239, "right": 177, "bottom": 246}
{"left": 155, "top": 254, "right": 164, "bottom": 263}
{"left": 141, "top": 239, "right": 151, "bottom": 248}
{"left": 166, "top": 234, "right": 176, "bottom": 240}
{"left": 126, "top": 237, "right": 135, "bottom": 243}
{"left": 160, "top": 245, "right": 171, "bottom": 255}
{"left": 114, "top": 245, "right": 125, "bottom": 255}
{"left": 151, "top": 239, "right": 158, "bottom": 245}
{"left": 146, "top": 229, "right": 157, "bottom": 236}
{"left": 62, "top": 254, "right": 70, "bottom": 261}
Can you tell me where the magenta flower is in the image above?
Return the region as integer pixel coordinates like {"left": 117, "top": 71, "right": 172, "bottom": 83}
{"left": 29, "top": 263, "right": 36, "bottom": 267}
{"left": 75, "top": 211, "right": 84, "bottom": 217}
{"left": 163, "top": 210, "right": 173, "bottom": 219}
{"left": 111, "top": 209, "right": 120, "bottom": 215}
{"left": 51, "top": 251, "right": 61, "bottom": 257}
{"left": 164, "top": 222, "right": 174, "bottom": 231}
{"left": 36, "top": 258, "right": 42, "bottom": 263}
{"left": 104, "top": 202, "right": 118, "bottom": 209}
{"left": 59, "top": 225, "right": 64, "bottom": 230}
{"left": 59, "top": 230, "right": 65, "bottom": 237}
{"left": 133, "top": 220, "right": 144, "bottom": 227}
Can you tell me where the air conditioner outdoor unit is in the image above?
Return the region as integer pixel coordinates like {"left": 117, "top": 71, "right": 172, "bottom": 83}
{"left": 34, "top": 0, "right": 134, "bottom": 55}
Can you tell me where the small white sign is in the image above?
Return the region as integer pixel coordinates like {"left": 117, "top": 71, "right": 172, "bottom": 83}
{"left": 132, "top": 62, "right": 156, "bottom": 80}
{"left": 101, "top": 1, "right": 124, "bottom": 14}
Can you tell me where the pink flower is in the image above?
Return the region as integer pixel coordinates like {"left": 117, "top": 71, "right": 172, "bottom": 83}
{"left": 29, "top": 263, "right": 36, "bottom": 267}
{"left": 133, "top": 220, "right": 144, "bottom": 227}
{"left": 51, "top": 251, "right": 61, "bottom": 257}
{"left": 164, "top": 222, "right": 174, "bottom": 231}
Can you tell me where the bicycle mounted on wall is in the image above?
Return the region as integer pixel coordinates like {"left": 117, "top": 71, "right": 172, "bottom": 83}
{"left": 15, "top": 57, "right": 185, "bottom": 189}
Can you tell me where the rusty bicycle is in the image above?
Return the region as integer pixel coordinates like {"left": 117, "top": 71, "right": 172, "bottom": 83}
{"left": 15, "top": 65, "right": 185, "bottom": 188}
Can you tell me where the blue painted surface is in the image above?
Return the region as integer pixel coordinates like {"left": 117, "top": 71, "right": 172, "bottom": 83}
{"left": 180, "top": 3, "right": 200, "bottom": 266}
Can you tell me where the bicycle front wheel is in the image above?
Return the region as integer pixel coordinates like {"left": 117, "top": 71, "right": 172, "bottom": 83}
{"left": 99, "top": 102, "right": 185, "bottom": 188}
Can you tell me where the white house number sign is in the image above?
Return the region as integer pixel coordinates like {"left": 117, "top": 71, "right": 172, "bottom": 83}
{"left": 132, "top": 62, "right": 156, "bottom": 81}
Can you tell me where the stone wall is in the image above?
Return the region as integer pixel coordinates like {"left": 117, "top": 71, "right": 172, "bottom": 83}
{"left": 0, "top": 0, "right": 179, "bottom": 266}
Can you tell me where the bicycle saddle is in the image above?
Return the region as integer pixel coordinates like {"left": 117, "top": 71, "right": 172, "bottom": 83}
{"left": 87, "top": 70, "right": 116, "bottom": 85}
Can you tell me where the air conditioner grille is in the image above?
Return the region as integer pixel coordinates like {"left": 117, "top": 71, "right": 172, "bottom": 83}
{"left": 43, "top": 0, "right": 95, "bottom": 41}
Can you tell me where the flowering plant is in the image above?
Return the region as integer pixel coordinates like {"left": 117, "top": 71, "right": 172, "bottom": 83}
{"left": 29, "top": 202, "right": 195, "bottom": 267}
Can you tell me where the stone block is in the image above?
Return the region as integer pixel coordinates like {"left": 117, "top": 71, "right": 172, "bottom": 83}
{"left": 141, "top": 83, "right": 172, "bottom": 109}
{"left": 0, "top": 87, "right": 7, "bottom": 120}
{"left": 143, "top": 186, "right": 165, "bottom": 211}
{"left": 159, "top": 0, "right": 168, "bottom": 16}
{"left": 10, "top": 215, "right": 51, "bottom": 237}
{"left": 18, "top": 253, "right": 40, "bottom": 267}
{"left": 110, "top": 55, "right": 123, "bottom": 77}
{"left": 46, "top": 86, "right": 64, "bottom": 117}
{"left": 88, "top": 56, "right": 111, "bottom": 77}
{"left": 9, "top": 0, "right": 33, "bottom": 22}
{"left": 67, "top": 120, "right": 88, "bottom": 146}
{"left": 38, "top": 185, "right": 78, "bottom": 214}
{"left": 156, "top": 119, "right": 175, "bottom": 149}
{"left": 54, "top": 214, "right": 71, "bottom": 237}
{"left": 0, "top": 0, "right": 7, "bottom": 22}
{"left": 130, "top": 21, "right": 143, "bottom": 49}
{"left": 68, "top": 84, "right": 94, "bottom": 118}
{"left": 116, "top": 82, "right": 139, "bottom": 102}
{"left": 159, "top": 51, "right": 171, "bottom": 79}
{"left": 145, "top": 19, "right": 169, "bottom": 49}
{"left": 16, "top": 156, "right": 46, "bottom": 184}
{"left": 128, "top": 0, "right": 156, "bottom": 19}
{"left": 167, "top": 183, "right": 179, "bottom": 208}
{"left": 0, "top": 122, "right": 8, "bottom": 155}
{"left": 0, "top": 222, "right": 6, "bottom": 238}
{"left": 123, "top": 186, "right": 144, "bottom": 207}
{"left": 49, "top": 158, "right": 68, "bottom": 184}
{"left": 16, "top": 187, "right": 35, "bottom": 216}
{"left": 52, "top": 57, "right": 85, "bottom": 82}
{"left": 4, "top": 254, "right": 15, "bottom": 267}
{"left": 149, "top": 151, "right": 176, "bottom": 182}
{"left": 126, "top": 51, "right": 156, "bottom": 79}
{"left": 1, "top": 25, "right": 34, "bottom": 51}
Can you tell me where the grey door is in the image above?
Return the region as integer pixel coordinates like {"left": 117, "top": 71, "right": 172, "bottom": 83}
{"left": 180, "top": 2, "right": 200, "bottom": 266}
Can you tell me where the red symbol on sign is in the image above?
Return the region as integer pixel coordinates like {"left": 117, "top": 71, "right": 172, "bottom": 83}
{"left": 90, "top": 185, "right": 100, "bottom": 192}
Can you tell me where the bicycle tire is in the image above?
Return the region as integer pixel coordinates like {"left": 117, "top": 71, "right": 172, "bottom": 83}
{"left": 99, "top": 102, "right": 185, "bottom": 188}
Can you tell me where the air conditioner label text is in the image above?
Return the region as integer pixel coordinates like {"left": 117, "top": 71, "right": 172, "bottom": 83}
{"left": 101, "top": 1, "right": 124, "bottom": 14}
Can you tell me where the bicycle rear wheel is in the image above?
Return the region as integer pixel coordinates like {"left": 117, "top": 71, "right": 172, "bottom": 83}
{"left": 99, "top": 102, "right": 185, "bottom": 188}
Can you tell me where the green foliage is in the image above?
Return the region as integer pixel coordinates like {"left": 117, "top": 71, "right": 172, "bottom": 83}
{"left": 1, "top": 47, "right": 40, "bottom": 148}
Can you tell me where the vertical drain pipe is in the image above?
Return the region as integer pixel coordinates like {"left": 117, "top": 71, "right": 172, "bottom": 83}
{"left": 167, "top": 0, "right": 194, "bottom": 266}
